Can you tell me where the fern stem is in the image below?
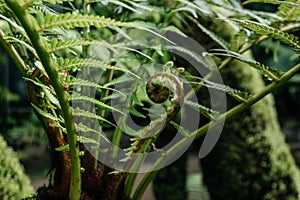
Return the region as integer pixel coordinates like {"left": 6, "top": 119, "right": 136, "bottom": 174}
{"left": 4, "top": 1, "right": 81, "bottom": 199}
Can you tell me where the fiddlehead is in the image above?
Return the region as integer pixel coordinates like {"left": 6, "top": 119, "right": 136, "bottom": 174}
{"left": 122, "top": 62, "right": 184, "bottom": 162}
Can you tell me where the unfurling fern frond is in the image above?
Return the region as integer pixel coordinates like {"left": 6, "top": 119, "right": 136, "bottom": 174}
{"left": 229, "top": 18, "right": 300, "bottom": 50}
{"left": 211, "top": 49, "right": 284, "bottom": 81}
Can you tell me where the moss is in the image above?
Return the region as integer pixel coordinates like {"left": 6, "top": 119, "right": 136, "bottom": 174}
{"left": 201, "top": 60, "right": 300, "bottom": 200}
{"left": 0, "top": 134, "right": 34, "bottom": 200}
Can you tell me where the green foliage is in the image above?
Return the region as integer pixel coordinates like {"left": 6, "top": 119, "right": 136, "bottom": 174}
{"left": 0, "top": 134, "right": 34, "bottom": 199}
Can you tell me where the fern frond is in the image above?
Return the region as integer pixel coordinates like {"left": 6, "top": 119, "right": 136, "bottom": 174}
{"left": 103, "top": 0, "right": 139, "bottom": 13}
{"left": 47, "top": 38, "right": 152, "bottom": 60}
{"left": 71, "top": 92, "right": 125, "bottom": 115}
{"left": 230, "top": 30, "right": 248, "bottom": 51}
{"left": 75, "top": 123, "right": 110, "bottom": 143}
{"left": 73, "top": 107, "right": 116, "bottom": 127}
{"left": 31, "top": 103, "right": 60, "bottom": 121}
{"left": 211, "top": 49, "right": 284, "bottom": 81}
{"left": 37, "top": 13, "right": 127, "bottom": 32}
{"left": 57, "top": 58, "right": 140, "bottom": 78}
{"left": 68, "top": 78, "right": 126, "bottom": 97}
{"left": 276, "top": 0, "right": 300, "bottom": 21}
{"left": 123, "top": 0, "right": 163, "bottom": 13}
{"left": 176, "top": 0, "right": 210, "bottom": 14}
{"left": 243, "top": 0, "right": 300, "bottom": 7}
{"left": 164, "top": 45, "right": 216, "bottom": 69}
{"left": 185, "top": 74, "right": 251, "bottom": 102}
{"left": 229, "top": 19, "right": 300, "bottom": 50}
{"left": 184, "top": 100, "right": 219, "bottom": 120}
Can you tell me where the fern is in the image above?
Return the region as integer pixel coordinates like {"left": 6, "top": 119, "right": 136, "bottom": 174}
{"left": 229, "top": 18, "right": 300, "bottom": 50}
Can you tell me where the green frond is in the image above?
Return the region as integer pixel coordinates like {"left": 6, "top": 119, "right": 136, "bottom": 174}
{"left": 47, "top": 38, "right": 153, "bottom": 60}
{"left": 75, "top": 123, "right": 110, "bottom": 143}
{"left": 185, "top": 74, "right": 251, "bottom": 102}
{"left": 230, "top": 30, "right": 248, "bottom": 51}
{"left": 123, "top": 0, "right": 163, "bottom": 13}
{"left": 229, "top": 19, "right": 300, "bottom": 50}
{"left": 276, "top": 0, "right": 300, "bottom": 21}
{"left": 72, "top": 107, "right": 116, "bottom": 127}
{"left": 176, "top": 0, "right": 210, "bottom": 14}
{"left": 71, "top": 92, "right": 125, "bottom": 115}
{"left": 243, "top": 0, "right": 300, "bottom": 7}
{"left": 31, "top": 103, "right": 60, "bottom": 121}
{"left": 102, "top": 0, "right": 139, "bottom": 13}
{"left": 164, "top": 45, "right": 216, "bottom": 69}
{"left": 211, "top": 49, "right": 284, "bottom": 81}
{"left": 57, "top": 58, "right": 140, "bottom": 78}
{"left": 184, "top": 100, "right": 219, "bottom": 120}
{"left": 68, "top": 78, "right": 126, "bottom": 97}
{"left": 37, "top": 13, "right": 128, "bottom": 32}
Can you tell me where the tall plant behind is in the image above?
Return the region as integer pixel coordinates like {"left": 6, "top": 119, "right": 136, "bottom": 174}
{"left": 0, "top": 0, "right": 300, "bottom": 200}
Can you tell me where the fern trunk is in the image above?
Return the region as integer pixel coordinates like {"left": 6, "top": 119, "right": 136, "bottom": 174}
{"left": 201, "top": 60, "right": 300, "bottom": 199}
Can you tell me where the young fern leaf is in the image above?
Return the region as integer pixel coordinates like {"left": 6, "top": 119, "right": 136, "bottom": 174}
{"left": 229, "top": 19, "right": 300, "bottom": 50}
{"left": 211, "top": 49, "right": 284, "bottom": 81}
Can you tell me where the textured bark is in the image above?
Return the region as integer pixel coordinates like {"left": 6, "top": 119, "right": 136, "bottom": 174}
{"left": 201, "top": 60, "right": 300, "bottom": 200}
